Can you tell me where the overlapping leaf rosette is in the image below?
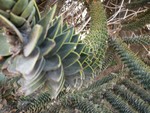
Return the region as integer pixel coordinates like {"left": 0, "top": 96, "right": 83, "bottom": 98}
{"left": 0, "top": 0, "right": 99, "bottom": 98}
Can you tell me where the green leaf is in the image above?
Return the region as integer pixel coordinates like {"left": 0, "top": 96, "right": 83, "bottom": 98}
{"left": 65, "top": 27, "right": 74, "bottom": 42}
{"left": 37, "top": 4, "right": 57, "bottom": 45}
{"left": 71, "top": 34, "right": 80, "bottom": 43}
{"left": 23, "top": 71, "right": 46, "bottom": 96}
{"left": 21, "top": 0, "right": 34, "bottom": 18}
{"left": 44, "top": 55, "right": 61, "bottom": 71}
{"left": 65, "top": 71, "right": 83, "bottom": 88}
{"left": 75, "top": 43, "right": 85, "bottom": 54}
{"left": 84, "top": 47, "right": 91, "bottom": 53}
{"left": 12, "top": 0, "right": 28, "bottom": 15}
{"left": 27, "top": 7, "right": 36, "bottom": 23}
{"left": 46, "top": 75, "right": 64, "bottom": 98}
{"left": 91, "top": 60, "right": 99, "bottom": 70}
{"left": 0, "top": 33, "right": 11, "bottom": 56}
{"left": 0, "top": 15, "right": 24, "bottom": 42}
{"left": 24, "top": 68, "right": 46, "bottom": 88}
{"left": 23, "top": 24, "right": 43, "bottom": 57}
{"left": 0, "top": 9, "right": 9, "bottom": 18}
{"left": 7, "top": 57, "right": 20, "bottom": 75}
{"left": 39, "top": 38, "right": 55, "bottom": 57}
{"left": 57, "top": 43, "right": 76, "bottom": 60}
{"left": 47, "top": 16, "right": 62, "bottom": 39}
{"left": 82, "top": 61, "right": 89, "bottom": 68}
{"left": 24, "top": 57, "right": 45, "bottom": 80}
{"left": 33, "top": 0, "right": 41, "bottom": 21}
{"left": 64, "top": 60, "right": 82, "bottom": 75}
{"left": 10, "top": 12, "right": 26, "bottom": 27}
{"left": 47, "top": 78, "right": 63, "bottom": 92}
{"left": 62, "top": 22, "right": 68, "bottom": 31}
{"left": 62, "top": 51, "right": 80, "bottom": 68}
{"left": 16, "top": 47, "right": 40, "bottom": 75}
{"left": 83, "top": 64, "right": 94, "bottom": 75}
{"left": 79, "top": 52, "right": 89, "bottom": 63}
{"left": 0, "top": 0, "right": 15, "bottom": 10}
{"left": 47, "top": 65, "right": 63, "bottom": 82}
{"left": 48, "top": 31, "right": 70, "bottom": 56}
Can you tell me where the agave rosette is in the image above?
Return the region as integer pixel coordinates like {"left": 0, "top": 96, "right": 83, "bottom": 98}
{"left": 0, "top": 0, "right": 100, "bottom": 98}
{"left": 0, "top": 0, "right": 41, "bottom": 76}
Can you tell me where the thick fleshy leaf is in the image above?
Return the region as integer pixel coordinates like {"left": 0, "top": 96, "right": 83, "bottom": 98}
{"left": 47, "top": 76, "right": 64, "bottom": 91}
{"left": 91, "top": 59, "right": 99, "bottom": 70}
{"left": 86, "top": 58, "right": 92, "bottom": 65}
{"left": 21, "top": 0, "right": 34, "bottom": 18}
{"left": 23, "top": 71, "right": 46, "bottom": 96}
{"left": 65, "top": 71, "right": 83, "bottom": 88}
{"left": 75, "top": 43, "right": 85, "bottom": 54}
{"left": 27, "top": 7, "right": 36, "bottom": 23}
{"left": 7, "top": 57, "right": 20, "bottom": 75}
{"left": 79, "top": 52, "right": 89, "bottom": 63}
{"left": 12, "top": 0, "right": 28, "bottom": 15}
{"left": 56, "top": 21, "right": 62, "bottom": 36}
{"left": 43, "top": 55, "right": 61, "bottom": 71}
{"left": 24, "top": 24, "right": 43, "bottom": 57}
{"left": 84, "top": 47, "right": 91, "bottom": 53}
{"left": 83, "top": 64, "right": 94, "bottom": 75}
{"left": 82, "top": 60, "right": 89, "bottom": 68}
{"left": 62, "top": 51, "right": 80, "bottom": 68}
{"left": 64, "top": 60, "right": 82, "bottom": 75}
{"left": 24, "top": 69, "right": 45, "bottom": 88}
{"left": 30, "top": 17, "right": 36, "bottom": 26}
{"left": 47, "top": 16, "right": 62, "bottom": 39}
{"left": 47, "top": 65, "right": 63, "bottom": 82}
{"left": 0, "top": 0, "right": 16, "bottom": 10}
{"left": 33, "top": 0, "right": 41, "bottom": 21}
{"left": 0, "top": 15, "right": 24, "bottom": 42}
{"left": 37, "top": 4, "right": 57, "bottom": 44}
{"left": 0, "top": 10, "right": 9, "bottom": 19}
{"left": 16, "top": 47, "right": 40, "bottom": 74}
{"left": 24, "top": 57, "right": 45, "bottom": 80}
{"left": 62, "top": 22, "right": 68, "bottom": 31}
{"left": 65, "top": 27, "right": 74, "bottom": 42}
{"left": 10, "top": 12, "right": 26, "bottom": 27}
{"left": 39, "top": 38, "right": 55, "bottom": 57}
{"left": 46, "top": 75, "right": 64, "bottom": 98}
{"left": 57, "top": 43, "right": 76, "bottom": 60}
{"left": 49, "top": 31, "right": 69, "bottom": 55}
{"left": 0, "top": 33, "right": 11, "bottom": 56}
{"left": 2, "top": 57, "right": 21, "bottom": 77}
{"left": 17, "top": 21, "right": 31, "bottom": 33}
{"left": 71, "top": 34, "right": 79, "bottom": 43}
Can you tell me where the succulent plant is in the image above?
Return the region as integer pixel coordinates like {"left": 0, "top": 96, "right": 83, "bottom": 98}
{"left": 0, "top": 0, "right": 108, "bottom": 98}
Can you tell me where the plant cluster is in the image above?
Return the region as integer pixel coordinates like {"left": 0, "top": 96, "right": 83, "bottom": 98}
{"left": 0, "top": 0, "right": 150, "bottom": 112}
